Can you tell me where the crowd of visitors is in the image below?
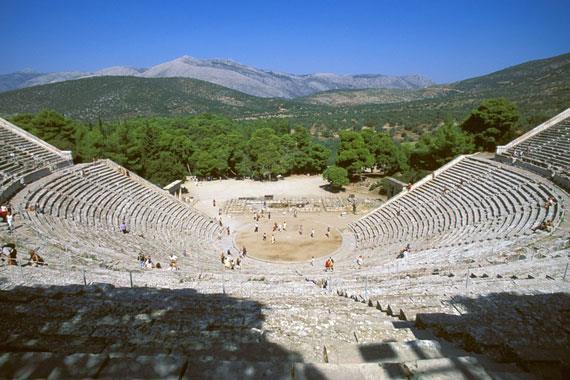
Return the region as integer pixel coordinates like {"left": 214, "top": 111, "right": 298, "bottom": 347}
{"left": 137, "top": 253, "right": 162, "bottom": 269}
{"left": 220, "top": 248, "right": 244, "bottom": 270}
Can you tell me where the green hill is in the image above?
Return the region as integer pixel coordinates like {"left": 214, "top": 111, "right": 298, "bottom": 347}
{"left": 301, "top": 87, "right": 453, "bottom": 106}
{"left": 0, "top": 53, "right": 568, "bottom": 130}
{"left": 296, "top": 53, "right": 570, "bottom": 130}
{"left": 0, "top": 76, "right": 303, "bottom": 121}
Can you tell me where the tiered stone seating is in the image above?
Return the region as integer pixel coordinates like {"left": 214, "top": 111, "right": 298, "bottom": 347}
{"left": 349, "top": 155, "right": 565, "bottom": 255}
{"left": 333, "top": 231, "right": 570, "bottom": 379}
{"left": 0, "top": 279, "right": 536, "bottom": 379}
{"left": 1, "top": 112, "right": 568, "bottom": 378}
{"left": 502, "top": 118, "right": 570, "bottom": 175}
{"left": 12, "top": 160, "right": 220, "bottom": 270}
{"left": 0, "top": 118, "right": 72, "bottom": 203}
{"left": 496, "top": 108, "right": 570, "bottom": 190}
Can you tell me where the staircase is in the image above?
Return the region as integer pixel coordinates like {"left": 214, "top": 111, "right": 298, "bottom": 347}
{"left": 0, "top": 280, "right": 537, "bottom": 379}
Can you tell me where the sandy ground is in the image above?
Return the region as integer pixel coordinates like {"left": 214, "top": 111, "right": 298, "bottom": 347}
{"left": 235, "top": 212, "right": 344, "bottom": 262}
{"left": 184, "top": 175, "right": 373, "bottom": 262}
{"left": 186, "top": 175, "right": 333, "bottom": 207}
{"left": 185, "top": 175, "right": 380, "bottom": 215}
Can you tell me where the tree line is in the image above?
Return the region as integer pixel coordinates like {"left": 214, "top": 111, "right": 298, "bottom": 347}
{"left": 324, "top": 98, "right": 520, "bottom": 188}
{"left": 10, "top": 98, "right": 520, "bottom": 189}
{"left": 11, "top": 113, "right": 330, "bottom": 186}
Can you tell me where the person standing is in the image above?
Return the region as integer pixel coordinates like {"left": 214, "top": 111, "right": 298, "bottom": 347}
{"left": 6, "top": 212, "right": 14, "bottom": 233}
{"left": 169, "top": 254, "right": 178, "bottom": 270}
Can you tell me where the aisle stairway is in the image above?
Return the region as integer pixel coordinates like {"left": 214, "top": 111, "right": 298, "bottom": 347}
{"left": 0, "top": 280, "right": 537, "bottom": 379}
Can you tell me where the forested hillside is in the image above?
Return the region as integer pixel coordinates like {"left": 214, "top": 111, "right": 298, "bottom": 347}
{"left": 10, "top": 98, "right": 520, "bottom": 188}
{"left": 0, "top": 53, "right": 568, "bottom": 134}
{"left": 0, "top": 76, "right": 313, "bottom": 121}
{"left": 295, "top": 53, "right": 570, "bottom": 132}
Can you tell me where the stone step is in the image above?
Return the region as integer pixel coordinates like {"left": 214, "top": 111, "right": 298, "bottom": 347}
{"left": 293, "top": 362, "right": 408, "bottom": 380}
{"left": 325, "top": 339, "right": 466, "bottom": 365}
{"left": 0, "top": 353, "right": 536, "bottom": 380}
{"left": 0, "top": 352, "right": 107, "bottom": 379}
{"left": 402, "top": 356, "right": 538, "bottom": 380}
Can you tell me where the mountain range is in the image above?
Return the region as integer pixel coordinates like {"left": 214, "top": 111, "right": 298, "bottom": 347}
{"left": 0, "top": 52, "right": 567, "bottom": 130}
{"left": 0, "top": 56, "right": 434, "bottom": 98}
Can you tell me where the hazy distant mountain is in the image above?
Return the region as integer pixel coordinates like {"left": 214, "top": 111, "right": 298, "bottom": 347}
{"left": 94, "top": 66, "right": 146, "bottom": 76}
{"left": 0, "top": 76, "right": 297, "bottom": 121}
{"left": 0, "top": 71, "right": 44, "bottom": 93}
{"left": 0, "top": 55, "right": 433, "bottom": 98}
{"left": 0, "top": 71, "right": 87, "bottom": 93}
{"left": 0, "top": 53, "right": 568, "bottom": 128}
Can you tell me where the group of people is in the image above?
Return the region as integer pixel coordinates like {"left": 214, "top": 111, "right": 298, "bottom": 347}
{"left": 138, "top": 253, "right": 157, "bottom": 268}
{"left": 1, "top": 244, "right": 46, "bottom": 267}
{"left": 534, "top": 219, "right": 553, "bottom": 232}
{"left": 544, "top": 197, "right": 557, "bottom": 210}
{"left": 271, "top": 221, "right": 287, "bottom": 232}
{"left": 220, "top": 248, "right": 244, "bottom": 270}
{"left": 137, "top": 252, "right": 181, "bottom": 270}
{"left": 257, "top": 220, "right": 331, "bottom": 243}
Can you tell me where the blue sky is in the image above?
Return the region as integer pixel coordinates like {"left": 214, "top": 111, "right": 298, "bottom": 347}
{"left": 1, "top": 0, "right": 569, "bottom": 83}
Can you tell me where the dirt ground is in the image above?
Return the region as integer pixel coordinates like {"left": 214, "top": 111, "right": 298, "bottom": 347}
{"left": 184, "top": 175, "right": 378, "bottom": 262}
{"left": 234, "top": 211, "right": 349, "bottom": 262}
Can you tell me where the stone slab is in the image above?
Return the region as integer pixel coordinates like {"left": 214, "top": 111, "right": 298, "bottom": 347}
{"left": 0, "top": 352, "right": 107, "bottom": 379}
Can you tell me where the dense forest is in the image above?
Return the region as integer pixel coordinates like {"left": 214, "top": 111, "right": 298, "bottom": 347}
{"left": 11, "top": 98, "right": 521, "bottom": 188}
{"left": 11, "top": 112, "right": 332, "bottom": 186}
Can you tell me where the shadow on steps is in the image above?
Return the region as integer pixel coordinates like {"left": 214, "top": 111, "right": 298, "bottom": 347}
{"left": 415, "top": 291, "right": 570, "bottom": 380}
{"left": 0, "top": 282, "right": 329, "bottom": 379}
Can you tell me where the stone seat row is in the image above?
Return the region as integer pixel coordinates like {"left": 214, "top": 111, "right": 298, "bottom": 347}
{"left": 0, "top": 120, "right": 71, "bottom": 201}
{"left": 503, "top": 117, "right": 570, "bottom": 173}
{"left": 22, "top": 161, "right": 217, "bottom": 238}
{"left": 13, "top": 160, "right": 221, "bottom": 269}
{"left": 350, "top": 156, "right": 564, "bottom": 254}
{"left": 19, "top": 211, "right": 221, "bottom": 271}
